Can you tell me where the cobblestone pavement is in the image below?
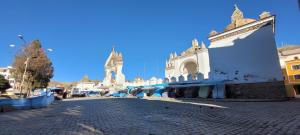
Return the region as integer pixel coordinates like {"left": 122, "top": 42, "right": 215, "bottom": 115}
{"left": 0, "top": 98, "right": 300, "bottom": 135}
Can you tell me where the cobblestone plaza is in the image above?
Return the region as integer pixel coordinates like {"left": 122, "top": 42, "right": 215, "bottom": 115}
{"left": 0, "top": 98, "right": 299, "bottom": 135}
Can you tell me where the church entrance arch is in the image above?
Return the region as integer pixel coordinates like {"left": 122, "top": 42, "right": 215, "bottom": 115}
{"left": 180, "top": 60, "right": 198, "bottom": 80}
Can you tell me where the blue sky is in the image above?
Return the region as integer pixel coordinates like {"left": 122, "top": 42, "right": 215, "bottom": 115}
{"left": 0, "top": 0, "right": 299, "bottom": 82}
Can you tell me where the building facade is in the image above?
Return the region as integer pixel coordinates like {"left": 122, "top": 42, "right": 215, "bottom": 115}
{"left": 0, "top": 66, "right": 16, "bottom": 92}
{"left": 125, "top": 77, "right": 163, "bottom": 87}
{"left": 208, "top": 5, "right": 283, "bottom": 83}
{"left": 279, "top": 46, "right": 300, "bottom": 97}
{"left": 278, "top": 46, "right": 300, "bottom": 68}
{"left": 165, "top": 5, "right": 286, "bottom": 99}
{"left": 165, "top": 39, "right": 210, "bottom": 83}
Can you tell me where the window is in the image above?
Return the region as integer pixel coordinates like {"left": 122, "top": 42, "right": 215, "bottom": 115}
{"left": 292, "top": 64, "right": 300, "bottom": 70}
{"left": 294, "top": 74, "right": 300, "bottom": 80}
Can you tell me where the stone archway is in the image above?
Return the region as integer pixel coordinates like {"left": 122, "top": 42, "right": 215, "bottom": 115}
{"left": 180, "top": 60, "right": 198, "bottom": 80}
{"left": 110, "top": 71, "right": 116, "bottom": 84}
{"left": 103, "top": 48, "right": 125, "bottom": 86}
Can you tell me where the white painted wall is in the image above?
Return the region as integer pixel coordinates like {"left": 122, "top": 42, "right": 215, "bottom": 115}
{"left": 76, "top": 82, "right": 96, "bottom": 91}
{"left": 208, "top": 24, "right": 283, "bottom": 83}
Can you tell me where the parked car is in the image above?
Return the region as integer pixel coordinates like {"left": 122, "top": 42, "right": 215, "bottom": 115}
{"left": 71, "top": 88, "right": 87, "bottom": 97}
{"left": 87, "top": 91, "right": 100, "bottom": 97}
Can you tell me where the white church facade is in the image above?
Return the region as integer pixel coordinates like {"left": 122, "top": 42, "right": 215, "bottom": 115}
{"left": 165, "top": 5, "right": 283, "bottom": 84}
{"left": 208, "top": 5, "right": 283, "bottom": 83}
{"left": 165, "top": 5, "right": 285, "bottom": 98}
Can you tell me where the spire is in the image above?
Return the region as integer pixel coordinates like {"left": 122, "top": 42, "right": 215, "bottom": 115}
{"left": 174, "top": 52, "right": 177, "bottom": 57}
{"left": 234, "top": 4, "right": 239, "bottom": 10}
{"left": 112, "top": 45, "right": 115, "bottom": 53}
{"left": 231, "top": 4, "right": 244, "bottom": 23}
{"left": 201, "top": 41, "right": 206, "bottom": 49}
{"left": 192, "top": 38, "right": 199, "bottom": 47}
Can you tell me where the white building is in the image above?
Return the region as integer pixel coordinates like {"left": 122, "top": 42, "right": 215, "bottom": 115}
{"left": 75, "top": 82, "right": 96, "bottom": 91}
{"left": 278, "top": 45, "right": 300, "bottom": 68}
{"left": 0, "top": 66, "right": 16, "bottom": 92}
{"left": 208, "top": 5, "right": 283, "bottom": 83}
{"left": 125, "top": 77, "right": 163, "bottom": 87}
{"left": 165, "top": 39, "right": 210, "bottom": 82}
{"left": 74, "top": 75, "right": 96, "bottom": 91}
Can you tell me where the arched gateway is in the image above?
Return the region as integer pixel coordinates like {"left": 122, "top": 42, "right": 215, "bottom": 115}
{"left": 103, "top": 47, "right": 125, "bottom": 86}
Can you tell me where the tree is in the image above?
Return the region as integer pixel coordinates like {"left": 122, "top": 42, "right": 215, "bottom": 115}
{"left": 12, "top": 40, "right": 54, "bottom": 96}
{"left": 0, "top": 75, "right": 11, "bottom": 93}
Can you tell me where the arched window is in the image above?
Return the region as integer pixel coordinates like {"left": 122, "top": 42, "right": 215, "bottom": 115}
{"left": 197, "top": 73, "right": 204, "bottom": 81}
{"left": 171, "top": 77, "right": 177, "bottom": 83}
{"left": 164, "top": 78, "right": 170, "bottom": 83}
{"left": 187, "top": 74, "right": 193, "bottom": 81}
{"left": 178, "top": 75, "right": 185, "bottom": 82}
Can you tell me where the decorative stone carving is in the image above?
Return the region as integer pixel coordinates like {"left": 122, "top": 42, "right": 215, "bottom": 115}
{"left": 231, "top": 4, "right": 244, "bottom": 23}
{"left": 224, "top": 4, "right": 256, "bottom": 32}
{"left": 259, "top": 11, "right": 271, "bottom": 19}
{"left": 209, "top": 30, "right": 218, "bottom": 37}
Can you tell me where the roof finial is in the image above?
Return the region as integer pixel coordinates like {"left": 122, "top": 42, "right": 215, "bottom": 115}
{"left": 234, "top": 4, "right": 239, "bottom": 10}
{"left": 231, "top": 4, "right": 244, "bottom": 23}
{"left": 112, "top": 45, "right": 115, "bottom": 53}
{"left": 192, "top": 38, "right": 199, "bottom": 47}
{"left": 201, "top": 41, "right": 206, "bottom": 49}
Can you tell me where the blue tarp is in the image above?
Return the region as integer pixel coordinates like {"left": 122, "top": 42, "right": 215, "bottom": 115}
{"left": 152, "top": 88, "right": 164, "bottom": 97}
{"left": 112, "top": 92, "right": 127, "bottom": 97}
{"left": 136, "top": 92, "right": 144, "bottom": 98}
{"left": 0, "top": 99, "right": 12, "bottom": 106}
{"left": 0, "top": 93, "right": 54, "bottom": 109}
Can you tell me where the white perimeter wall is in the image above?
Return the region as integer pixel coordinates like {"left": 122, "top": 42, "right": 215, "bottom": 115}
{"left": 208, "top": 24, "right": 283, "bottom": 83}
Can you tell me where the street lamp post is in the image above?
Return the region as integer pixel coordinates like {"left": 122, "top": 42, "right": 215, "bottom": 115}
{"left": 18, "top": 34, "right": 28, "bottom": 97}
